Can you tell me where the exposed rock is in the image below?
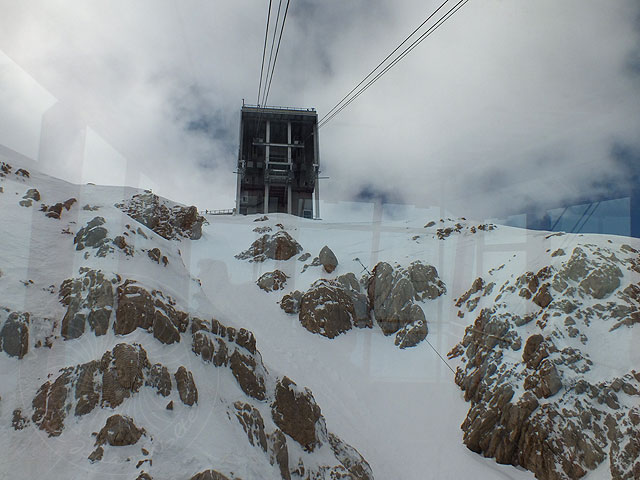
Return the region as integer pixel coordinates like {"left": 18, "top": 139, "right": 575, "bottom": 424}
{"left": 336, "top": 273, "right": 371, "bottom": 328}
{"left": 32, "top": 369, "right": 73, "bottom": 436}
{"left": 579, "top": 263, "right": 622, "bottom": 299}
{"left": 18, "top": 199, "right": 32, "bottom": 207}
{"left": 15, "top": 168, "right": 30, "bottom": 177}
{"left": 175, "top": 366, "right": 198, "bottom": 406}
{"left": 24, "top": 189, "right": 40, "bottom": 201}
{"left": 42, "top": 198, "right": 76, "bottom": 219}
{"left": 0, "top": 311, "right": 30, "bottom": 358}
{"left": 272, "top": 376, "right": 324, "bottom": 452}
{"left": 74, "top": 216, "right": 110, "bottom": 255}
{"left": 192, "top": 331, "right": 228, "bottom": 367}
{"left": 114, "top": 282, "right": 155, "bottom": 335}
{"left": 153, "top": 312, "right": 181, "bottom": 344}
{"left": 229, "top": 350, "right": 266, "bottom": 400}
{"left": 319, "top": 246, "right": 338, "bottom": 273}
{"left": 234, "top": 401, "right": 268, "bottom": 451}
{"left": 147, "top": 247, "right": 168, "bottom": 266}
{"left": 88, "top": 446, "right": 104, "bottom": 463}
{"left": 101, "top": 343, "right": 150, "bottom": 408}
{"left": 166, "top": 400, "right": 174, "bottom": 410}
{"left": 299, "top": 279, "right": 355, "bottom": 338}
{"left": 60, "top": 270, "right": 115, "bottom": 339}
{"left": 394, "top": 319, "right": 428, "bottom": 349}
{"left": 280, "top": 290, "right": 302, "bottom": 314}
{"left": 268, "top": 429, "right": 290, "bottom": 480}
{"left": 189, "top": 470, "right": 230, "bottom": 480}
{"left": 95, "top": 414, "right": 144, "bottom": 446}
{"left": 116, "top": 192, "right": 205, "bottom": 240}
{"left": 236, "top": 231, "right": 302, "bottom": 262}
{"left": 75, "top": 360, "right": 101, "bottom": 416}
{"left": 12, "top": 409, "right": 29, "bottom": 430}
{"left": 328, "top": 432, "right": 374, "bottom": 480}
{"left": 367, "top": 262, "right": 425, "bottom": 335}
{"left": 407, "top": 262, "right": 446, "bottom": 300}
{"left": 145, "top": 364, "right": 172, "bottom": 396}
{"left": 257, "top": 270, "right": 288, "bottom": 292}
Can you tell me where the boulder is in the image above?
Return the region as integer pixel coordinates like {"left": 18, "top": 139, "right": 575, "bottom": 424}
{"left": 192, "top": 331, "right": 228, "bottom": 367}
{"left": 336, "top": 273, "right": 371, "bottom": 328}
{"left": 319, "top": 246, "right": 338, "bottom": 273}
{"left": 32, "top": 370, "right": 73, "bottom": 436}
{"left": 74, "top": 217, "right": 109, "bottom": 251}
{"left": 175, "top": 366, "right": 198, "bottom": 406}
{"left": 299, "top": 280, "right": 355, "bottom": 338}
{"left": 95, "top": 414, "right": 144, "bottom": 446}
{"left": 0, "top": 312, "right": 30, "bottom": 358}
{"left": 23, "top": 188, "right": 40, "bottom": 201}
{"left": 257, "top": 270, "right": 288, "bottom": 292}
{"left": 272, "top": 376, "right": 324, "bottom": 452}
{"left": 234, "top": 401, "right": 268, "bottom": 451}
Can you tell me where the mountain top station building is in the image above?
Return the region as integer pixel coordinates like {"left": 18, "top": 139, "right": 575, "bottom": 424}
{"left": 235, "top": 103, "right": 320, "bottom": 218}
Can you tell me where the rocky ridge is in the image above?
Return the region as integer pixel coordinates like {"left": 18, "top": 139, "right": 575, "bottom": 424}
{"left": 449, "top": 243, "right": 640, "bottom": 480}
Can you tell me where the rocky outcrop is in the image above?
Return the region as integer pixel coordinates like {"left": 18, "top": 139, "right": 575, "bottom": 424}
{"left": 318, "top": 246, "right": 338, "bottom": 273}
{"left": 175, "top": 366, "right": 198, "bottom": 406}
{"left": 257, "top": 270, "right": 288, "bottom": 292}
{"left": 230, "top": 350, "right": 266, "bottom": 401}
{"left": 59, "top": 269, "right": 115, "bottom": 339}
{"left": 29, "top": 343, "right": 182, "bottom": 436}
{"left": 0, "top": 311, "right": 30, "bottom": 358}
{"left": 368, "top": 261, "right": 444, "bottom": 336}
{"left": 451, "top": 242, "right": 640, "bottom": 480}
{"left": 40, "top": 198, "right": 77, "bottom": 219}
{"left": 74, "top": 216, "right": 111, "bottom": 255}
{"left": 95, "top": 414, "right": 144, "bottom": 446}
{"left": 299, "top": 279, "right": 355, "bottom": 338}
{"left": 272, "top": 376, "right": 325, "bottom": 452}
{"left": 236, "top": 231, "right": 302, "bottom": 262}
{"left": 280, "top": 290, "right": 302, "bottom": 314}
{"left": 116, "top": 192, "right": 205, "bottom": 240}
{"left": 114, "top": 280, "right": 188, "bottom": 341}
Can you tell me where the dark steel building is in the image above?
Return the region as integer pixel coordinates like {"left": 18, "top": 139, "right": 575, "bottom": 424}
{"left": 235, "top": 104, "right": 319, "bottom": 218}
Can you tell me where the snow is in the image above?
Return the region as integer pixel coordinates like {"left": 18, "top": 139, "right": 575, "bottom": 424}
{"left": 1, "top": 157, "right": 638, "bottom": 479}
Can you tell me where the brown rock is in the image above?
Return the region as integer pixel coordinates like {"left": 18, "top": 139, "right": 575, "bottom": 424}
{"left": 145, "top": 363, "right": 172, "bottom": 396}
{"left": 234, "top": 401, "right": 268, "bottom": 451}
{"left": 175, "top": 366, "right": 198, "bottom": 406}
{"left": 75, "top": 360, "right": 101, "bottom": 416}
{"left": 114, "top": 282, "right": 155, "bottom": 335}
{"left": 101, "top": 343, "right": 149, "bottom": 408}
{"left": 532, "top": 283, "right": 553, "bottom": 308}
{"left": 319, "top": 246, "right": 338, "bottom": 273}
{"left": 88, "top": 446, "right": 104, "bottom": 463}
{"left": 272, "top": 376, "right": 323, "bottom": 452}
{"left": 32, "top": 370, "right": 73, "bottom": 436}
{"left": 229, "top": 350, "right": 266, "bottom": 400}
{"left": 299, "top": 280, "right": 355, "bottom": 339}
{"left": 95, "top": 414, "right": 144, "bottom": 446}
{"left": 257, "top": 270, "right": 288, "bottom": 292}
{"left": 152, "top": 312, "right": 180, "bottom": 344}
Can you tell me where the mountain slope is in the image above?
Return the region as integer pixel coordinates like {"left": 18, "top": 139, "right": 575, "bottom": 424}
{"left": 1, "top": 158, "right": 638, "bottom": 479}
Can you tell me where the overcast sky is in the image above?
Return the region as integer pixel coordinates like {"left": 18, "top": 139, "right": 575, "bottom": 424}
{"left": 1, "top": 0, "right": 639, "bottom": 220}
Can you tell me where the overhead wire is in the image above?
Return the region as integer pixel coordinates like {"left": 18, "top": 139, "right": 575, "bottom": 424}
{"left": 261, "top": 0, "right": 284, "bottom": 106}
{"left": 263, "top": 0, "right": 292, "bottom": 107}
{"left": 318, "top": 0, "right": 453, "bottom": 126}
{"left": 257, "top": 0, "right": 274, "bottom": 105}
{"left": 318, "top": 0, "right": 471, "bottom": 129}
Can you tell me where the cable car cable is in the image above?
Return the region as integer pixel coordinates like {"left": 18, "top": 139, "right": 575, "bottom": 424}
{"left": 319, "top": 0, "right": 470, "bottom": 129}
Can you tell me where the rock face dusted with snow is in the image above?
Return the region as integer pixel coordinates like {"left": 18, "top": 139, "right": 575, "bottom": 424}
{"left": 116, "top": 192, "right": 205, "bottom": 240}
{"left": 367, "top": 261, "right": 445, "bottom": 339}
{"left": 236, "top": 230, "right": 302, "bottom": 262}
{"left": 450, "top": 243, "right": 640, "bottom": 480}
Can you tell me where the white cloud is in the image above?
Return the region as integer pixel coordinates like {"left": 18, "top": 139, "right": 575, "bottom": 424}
{"left": 0, "top": 0, "right": 638, "bottom": 218}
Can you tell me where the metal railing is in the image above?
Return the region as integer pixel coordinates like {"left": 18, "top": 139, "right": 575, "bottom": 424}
{"left": 242, "top": 103, "right": 316, "bottom": 113}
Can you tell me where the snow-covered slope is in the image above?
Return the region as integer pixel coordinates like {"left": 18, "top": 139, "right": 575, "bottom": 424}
{"left": 1, "top": 159, "right": 638, "bottom": 480}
